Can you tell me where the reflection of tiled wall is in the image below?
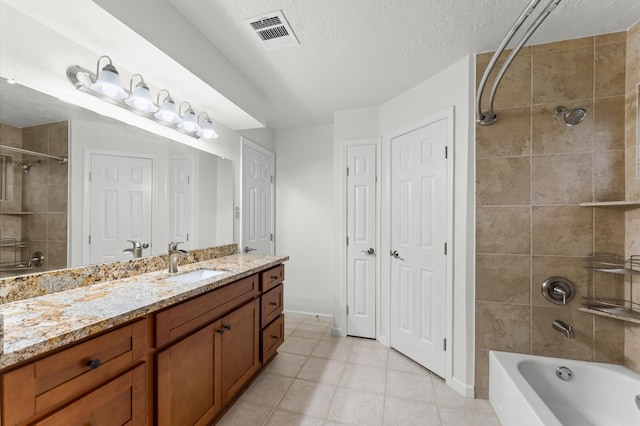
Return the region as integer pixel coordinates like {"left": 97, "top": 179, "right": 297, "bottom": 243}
{"left": 0, "top": 124, "right": 24, "bottom": 272}
{"left": 475, "top": 32, "right": 629, "bottom": 398}
{"left": 20, "top": 122, "right": 68, "bottom": 272}
{"left": 624, "top": 20, "right": 640, "bottom": 373}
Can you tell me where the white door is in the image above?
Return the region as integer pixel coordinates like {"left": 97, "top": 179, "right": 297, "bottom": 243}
{"left": 168, "top": 157, "right": 193, "bottom": 249}
{"left": 88, "top": 153, "right": 153, "bottom": 264}
{"left": 242, "top": 141, "right": 274, "bottom": 255}
{"left": 390, "top": 118, "right": 449, "bottom": 378}
{"left": 346, "top": 144, "right": 377, "bottom": 338}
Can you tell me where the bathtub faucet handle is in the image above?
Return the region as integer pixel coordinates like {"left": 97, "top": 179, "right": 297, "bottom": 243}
{"left": 552, "top": 320, "right": 575, "bottom": 338}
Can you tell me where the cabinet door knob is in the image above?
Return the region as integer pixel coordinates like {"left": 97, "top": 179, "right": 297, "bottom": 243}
{"left": 86, "top": 359, "right": 101, "bottom": 370}
{"left": 223, "top": 324, "right": 232, "bottom": 331}
{"left": 271, "top": 335, "right": 279, "bottom": 340}
{"left": 269, "top": 301, "right": 278, "bottom": 306}
{"left": 217, "top": 328, "right": 225, "bottom": 334}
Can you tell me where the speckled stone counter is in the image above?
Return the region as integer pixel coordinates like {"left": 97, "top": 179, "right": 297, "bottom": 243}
{"left": 0, "top": 254, "right": 288, "bottom": 371}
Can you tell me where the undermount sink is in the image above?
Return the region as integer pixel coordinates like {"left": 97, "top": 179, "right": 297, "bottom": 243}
{"left": 166, "top": 269, "right": 226, "bottom": 284}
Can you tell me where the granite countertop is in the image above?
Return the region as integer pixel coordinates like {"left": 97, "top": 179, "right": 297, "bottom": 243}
{"left": 0, "top": 254, "right": 288, "bottom": 371}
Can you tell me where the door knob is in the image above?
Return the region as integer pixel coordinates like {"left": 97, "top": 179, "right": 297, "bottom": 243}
{"left": 244, "top": 246, "right": 257, "bottom": 253}
{"left": 390, "top": 250, "right": 405, "bottom": 261}
{"left": 361, "top": 248, "right": 375, "bottom": 255}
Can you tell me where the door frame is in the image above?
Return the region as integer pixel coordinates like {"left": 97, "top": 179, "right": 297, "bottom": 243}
{"left": 82, "top": 149, "right": 157, "bottom": 265}
{"left": 240, "top": 137, "right": 275, "bottom": 254}
{"left": 343, "top": 138, "right": 381, "bottom": 339}
{"left": 382, "top": 107, "right": 454, "bottom": 384}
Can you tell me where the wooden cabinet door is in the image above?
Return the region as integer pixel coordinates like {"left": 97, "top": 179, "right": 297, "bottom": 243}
{"left": 220, "top": 299, "right": 260, "bottom": 404}
{"left": 156, "top": 321, "right": 222, "bottom": 426}
{"left": 35, "top": 364, "right": 146, "bottom": 426}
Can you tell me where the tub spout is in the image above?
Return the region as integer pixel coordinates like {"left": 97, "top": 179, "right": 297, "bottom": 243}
{"left": 552, "top": 320, "right": 575, "bottom": 338}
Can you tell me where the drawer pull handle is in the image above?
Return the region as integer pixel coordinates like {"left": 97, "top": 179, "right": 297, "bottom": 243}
{"left": 269, "top": 301, "right": 278, "bottom": 306}
{"left": 271, "top": 335, "right": 279, "bottom": 340}
{"left": 223, "top": 324, "right": 232, "bottom": 331}
{"left": 217, "top": 328, "right": 225, "bottom": 334}
{"left": 270, "top": 275, "right": 279, "bottom": 279}
{"left": 86, "top": 359, "right": 101, "bottom": 370}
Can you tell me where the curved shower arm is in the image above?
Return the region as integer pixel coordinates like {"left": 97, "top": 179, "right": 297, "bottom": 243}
{"left": 477, "top": 0, "right": 562, "bottom": 126}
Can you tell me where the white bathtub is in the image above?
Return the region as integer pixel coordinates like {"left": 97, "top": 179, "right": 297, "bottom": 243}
{"left": 489, "top": 351, "right": 640, "bottom": 426}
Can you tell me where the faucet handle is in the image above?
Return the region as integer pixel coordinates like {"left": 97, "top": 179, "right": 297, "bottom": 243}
{"left": 168, "top": 241, "right": 183, "bottom": 251}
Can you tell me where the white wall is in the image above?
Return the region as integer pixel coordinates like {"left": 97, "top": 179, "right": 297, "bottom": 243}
{"left": 275, "top": 124, "right": 335, "bottom": 315}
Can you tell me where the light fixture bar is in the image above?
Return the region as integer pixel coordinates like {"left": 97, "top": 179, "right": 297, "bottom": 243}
{"left": 66, "top": 60, "right": 218, "bottom": 140}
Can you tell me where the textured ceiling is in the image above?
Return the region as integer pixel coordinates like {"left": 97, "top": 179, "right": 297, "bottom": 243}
{"left": 170, "top": 0, "right": 640, "bottom": 129}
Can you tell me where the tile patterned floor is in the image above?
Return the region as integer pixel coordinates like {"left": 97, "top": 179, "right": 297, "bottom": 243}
{"left": 218, "top": 313, "right": 500, "bottom": 426}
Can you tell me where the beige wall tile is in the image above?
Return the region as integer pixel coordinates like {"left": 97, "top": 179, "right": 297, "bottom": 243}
{"left": 626, "top": 208, "right": 640, "bottom": 256}
{"left": 532, "top": 102, "right": 594, "bottom": 154}
{"left": 625, "top": 146, "right": 640, "bottom": 201}
{"left": 47, "top": 122, "right": 68, "bottom": 157}
{"left": 23, "top": 185, "right": 48, "bottom": 212}
{"left": 596, "top": 31, "right": 627, "bottom": 46}
{"left": 531, "top": 306, "right": 593, "bottom": 361}
{"left": 595, "top": 42, "right": 627, "bottom": 97}
{"left": 532, "top": 206, "right": 593, "bottom": 256}
{"left": 476, "top": 206, "right": 531, "bottom": 254}
{"left": 532, "top": 37, "right": 593, "bottom": 55}
{"left": 49, "top": 161, "right": 68, "bottom": 186}
{"left": 594, "top": 208, "right": 625, "bottom": 255}
{"left": 476, "top": 254, "right": 530, "bottom": 303}
{"left": 624, "top": 323, "right": 640, "bottom": 373}
{"left": 476, "top": 157, "right": 530, "bottom": 205}
{"left": 532, "top": 47, "right": 594, "bottom": 104}
{"left": 473, "top": 350, "right": 490, "bottom": 399}
{"left": 594, "top": 96, "right": 626, "bottom": 151}
{"left": 47, "top": 213, "right": 67, "bottom": 241}
{"left": 476, "top": 46, "right": 531, "bottom": 65}
{"left": 47, "top": 184, "right": 68, "bottom": 213}
{"left": 26, "top": 214, "right": 47, "bottom": 241}
{"left": 626, "top": 20, "right": 640, "bottom": 94}
{"left": 476, "top": 54, "right": 531, "bottom": 110}
{"left": 625, "top": 89, "right": 638, "bottom": 150}
{"left": 531, "top": 153, "right": 593, "bottom": 204}
{"left": 594, "top": 150, "right": 625, "bottom": 202}
{"left": 531, "top": 256, "right": 588, "bottom": 308}
{"left": 594, "top": 316, "right": 625, "bottom": 364}
{"left": 475, "top": 302, "right": 531, "bottom": 352}
{"left": 47, "top": 241, "right": 67, "bottom": 270}
{"left": 476, "top": 107, "right": 531, "bottom": 158}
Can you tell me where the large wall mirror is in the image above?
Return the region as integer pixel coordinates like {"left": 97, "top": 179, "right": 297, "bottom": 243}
{"left": 0, "top": 79, "right": 234, "bottom": 278}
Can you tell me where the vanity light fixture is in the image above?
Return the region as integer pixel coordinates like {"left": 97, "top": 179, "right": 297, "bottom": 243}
{"left": 178, "top": 102, "right": 201, "bottom": 133}
{"left": 66, "top": 56, "right": 219, "bottom": 139}
{"left": 125, "top": 74, "right": 157, "bottom": 113}
{"left": 90, "top": 55, "right": 127, "bottom": 99}
{"left": 197, "top": 112, "right": 219, "bottom": 139}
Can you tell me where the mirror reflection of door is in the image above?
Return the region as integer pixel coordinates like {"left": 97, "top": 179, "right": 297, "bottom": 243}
{"left": 241, "top": 139, "right": 274, "bottom": 255}
{"left": 85, "top": 152, "right": 153, "bottom": 264}
{"left": 168, "top": 156, "right": 193, "bottom": 250}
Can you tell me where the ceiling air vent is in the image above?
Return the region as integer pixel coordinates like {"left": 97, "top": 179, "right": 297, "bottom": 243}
{"left": 245, "top": 10, "right": 299, "bottom": 50}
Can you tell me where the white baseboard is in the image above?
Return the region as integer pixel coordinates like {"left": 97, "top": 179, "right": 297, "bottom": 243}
{"left": 448, "top": 377, "right": 474, "bottom": 398}
{"left": 283, "top": 309, "right": 333, "bottom": 322}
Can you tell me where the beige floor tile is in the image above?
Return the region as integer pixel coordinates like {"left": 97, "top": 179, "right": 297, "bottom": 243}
{"left": 385, "top": 370, "right": 436, "bottom": 403}
{"left": 347, "top": 346, "right": 388, "bottom": 368}
{"left": 264, "top": 352, "right": 308, "bottom": 377}
{"left": 346, "top": 336, "right": 384, "bottom": 348}
{"left": 280, "top": 335, "right": 320, "bottom": 356}
{"left": 383, "top": 396, "right": 441, "bottom": 426}
{"left": 432, "top": 378, "right": 495, "bottom": 414}
{"left": 298, "top": 357, "right": 346, "bottom": 385}
{"left": 439, "top": 407, "right": 501, "bottom": 426}
{"left": 278, "top": 379, "right": 336, "bottom": 419}
{"left": 387, "top": 349, "right": 430, "bottom": 375}
{"left": 311, "top": 341, "right": 353, "bottom": 362}
{"left": 293, "top": 323, "right": 330, "bottom": 339}
{"left": 338, "top": 363, "right": 386, "bottom": 394}
{"left": 301, "top": 316, "right": 333, "bottom": 327}
{"left": 216, "top": 401, "right": 274, "bottom": 426}
{"left": 239, "top": 372, "right": 293, "bottom": 407}
{"left": 265, "top": 409, "right": 325, "bottom": 426}
{"left": 327, "top": 388, "right": 384, "bottom": 426}
{"left": 321, "top": 331, "right": 352, "bottom": 343}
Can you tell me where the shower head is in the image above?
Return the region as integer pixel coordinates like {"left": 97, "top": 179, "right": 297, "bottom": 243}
{"left": 554, "top": 106, "right": 587, "bottom": 126}
{"left": 17, "top": 159, "right": 41, "bottom": 172}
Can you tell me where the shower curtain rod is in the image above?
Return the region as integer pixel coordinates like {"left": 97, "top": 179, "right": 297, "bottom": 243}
{"left": 476, "top": 0, "right": 562, "bottom": 126}
{"left": 0, "top": 144, "right": 68, "bottom": 164}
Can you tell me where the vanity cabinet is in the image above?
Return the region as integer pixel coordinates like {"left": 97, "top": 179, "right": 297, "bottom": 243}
{"left": 1, "top": 319, "right": 148, "bottom": 426}
{"left": 259, "top": 265, "right": 285, "bottom": 363}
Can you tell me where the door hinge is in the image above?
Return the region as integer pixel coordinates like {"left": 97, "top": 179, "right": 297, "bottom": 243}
{"left": 347, "top": 305, "right": 349, "bottom": 316}
{"left": 444, "top": 242, "right": 447, "bottom": 255}
{"left": 346, "top": 236, "right": 349, "bottom": 246}
{"left": 187, "top": 176, "right": 190, "bottom": 184}
{"left": 88, "top": 172, "right": 92, "bottom": 181}
{"left": 270, "top": 233, "right": 273, "bottom": 241}
{"left": 186, "top": 233, "right": 189, "bottom": 242}
{"left": 346, "top": 167, "right": 349, "bottom": 177}
{"left": 443, "top": 338, "right": 447, "bottom": 351}
{"left": 270, "top": 175, "right": 273, "bottom": 184}
{"left": 88, "top": 235, "right": 91, "bottom": 244}
{"left": 445, "top": 146, "right": 448, "bottom": 159}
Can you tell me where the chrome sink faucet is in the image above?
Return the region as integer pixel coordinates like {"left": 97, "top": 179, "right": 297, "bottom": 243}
{"left": 168, "top": 242, "right": 189, "bottom": 273}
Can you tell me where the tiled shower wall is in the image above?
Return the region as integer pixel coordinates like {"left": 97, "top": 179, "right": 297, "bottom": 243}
{"left": 624, "top": 20, "right": 640, "bottom": 373}
{"left": 475, "top": 30, "right": 634, "bottom": 398}
{"left": 0, "top": 122, "right": 68, "bottom": 277}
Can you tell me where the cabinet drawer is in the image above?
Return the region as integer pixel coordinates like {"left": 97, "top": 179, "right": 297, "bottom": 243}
{"left": 2, "top": 319, "right": 147, "bottom": 426}
{"left": 261, "top": 284, "right": 283, "bottom": 327}
{"left": 35, "top": 363, "right": 146, "bottom": 426}
{"left": 156, "top": 274, "right": 259, "bottom": 347}
{"left": 260, "top": 264, "right": 284, "bottom": 292}
{"left": 261, "top": 314, "right": 284, "bottom": 363}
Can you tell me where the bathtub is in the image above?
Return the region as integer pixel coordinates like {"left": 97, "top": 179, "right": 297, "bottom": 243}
{"left": 489, "top": 351, "right": 640, "bottom": 426}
